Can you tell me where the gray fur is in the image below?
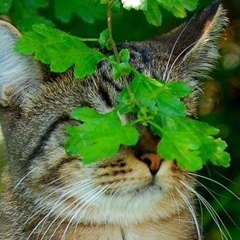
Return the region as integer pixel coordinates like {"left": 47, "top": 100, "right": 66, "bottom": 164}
{"left": 0, "top": 3, "right": 228, "bottom": 240}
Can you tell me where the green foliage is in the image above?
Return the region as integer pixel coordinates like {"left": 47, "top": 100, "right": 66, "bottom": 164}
{"left": 119, "top": 74, "right": 230, "bottom": 171}
{"left": 142, "top": 0, "right": 199, "bottom": 26}
{"left": 16, "top": 24, "right": 106, "bottom": 78}
{"left": 0, "top": 0, "right": 12, "bottom": 13}
{"left": 66, "top": 108, "right": 139, "bottom": 164}
{"left": 99, "top": 29, "right": 112, "bottom": 49}
{"left": 156, "top": 0, "right": 199, "bottom": 18}
{"left": 157, "top": 117, "right": 230, "bottom": 171}
{"left": 13, "top": 0, "right": 231, "bottom": 171}
{"left": 0, "top": 0, "right": 53, "bottom": 31}
{"left": 0, "top": 0, "right": 239, "bottom": 238}
{"left": 66, "top": 71, "right": 230, "bottom": 171}
{"left": 144, "top": 1, "right": 163, "bottom": 26}
{"left": 0, "top": 0, "right": 199, "bottom": 29}
{"left": 119, "top": 75, "right": 191, "bottom": 118}
{"left": 55, "top": 0, "right": 107, "bottom": 23}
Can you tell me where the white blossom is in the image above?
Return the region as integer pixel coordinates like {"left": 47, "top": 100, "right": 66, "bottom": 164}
{"left": 121, "top": 0, "right": 146, "bottom": 10}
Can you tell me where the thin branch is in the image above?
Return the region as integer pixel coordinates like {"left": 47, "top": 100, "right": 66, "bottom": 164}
{"left": 108, "top": 0, "right": 120, "bottom": 63}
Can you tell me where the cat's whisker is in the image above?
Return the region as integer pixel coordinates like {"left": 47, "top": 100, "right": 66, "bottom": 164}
{"left": 189, "top": 172, "right": 240, "bottom": 200}
{"left": 47, "top": 185, "right": 108, "bottom": 240}
{"left": 170, "top": 189, "right": 186, "bottom": 228}
{"left": 56, "top": 200, "right": 89, "bottom": 240}
{"left": 166, "top": 41, "right": 198, "bottom": 81}
{"left": 108, "top": 183, "right": 121, "bottom": 205}
{"left": 163, "top": 15, "right": 194, "bottom": 81}
{"left": 197, "top": 192, "right": 204, "bottom": 235}
{"left": 12, "top": 165, "right": 68, "bottom": 234}
{"left": 215, "top": 171, "right": 240, "bottom": 186}
{"left": 11, "top": 165, "right": 40, "bottom": 195}
{"left": 72, "top": 182, "right": 120, "bottom": 239}
{"left": 12, "top": 169, "right": 70, "bottom": 235}
{"left": 26, "top": 189, "right": 76, "bottom": 240}
{"left": 180, "top": 180, "right": 232, "bottom": 240}
{"left": 39, "top": 183, "right": 101, "bottom": 240}
{"left": 60, "top": 185, "right": 109, "bottom": 240}
{"left": 37, "top": 178, "right": 93, "bottom": 208}
{"left": 26, "top": 179, "right": 95, "bottom": 240}
{"left": 175, "top": 186, "right": 202, "bottom": 240}
{"left": 20, "top": 177, "right": 85, "bottom": 235}
{"left": 36, "top": 180, "right": 95, "bottom": 240}
{"left": 188, "top": 174, "right": 239, "bottom": 229}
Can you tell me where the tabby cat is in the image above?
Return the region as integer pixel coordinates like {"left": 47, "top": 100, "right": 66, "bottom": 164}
{"left": 0, "top": 2, "right": 228, "bottom": 240}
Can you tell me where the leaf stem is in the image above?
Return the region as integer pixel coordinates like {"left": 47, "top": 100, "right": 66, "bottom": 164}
{"left": 107, "top": 2, "right": 145, "bottom": 125}
{"left": 149, "top": 120, "right": 164, "bottom": 135}
{"left": 108, "top": 0, "right": 120, "bottom": 63}
{"left": 79, "top": 38, "right": 99, "bottom": 42}
{"left": 107, "top": 1, "right": 138, "bottom": 107}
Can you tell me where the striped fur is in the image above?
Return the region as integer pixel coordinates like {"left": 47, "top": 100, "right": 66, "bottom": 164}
{"left": 0, "top": 2, "right": 227, "bottom": 240}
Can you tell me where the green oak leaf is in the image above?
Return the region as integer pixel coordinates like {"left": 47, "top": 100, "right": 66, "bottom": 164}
{"left": 66, "top": 107, "right": 139, "bottom": 164}
{"left": 16, "top": 24, "right": 106, "bottom": 78}
{"left": 157, "top": 0, "right": 199, "bottom": 18}
{"left": 156, "top": 117, "right": 230, "bottom": 171}
{"left": 99, "top": 29, "right": 112, "bottom": 49}
{"left": 144, "top": 1, "right": 162, "bottom": 26}
{"left": 113, "top": 49, "right": 132, "bottom": 78}
{"left": 119, "top": 74, "right": 191, "bottom": 118}
{"left": 144, "top": 0, "right": 199, "bottom": 26}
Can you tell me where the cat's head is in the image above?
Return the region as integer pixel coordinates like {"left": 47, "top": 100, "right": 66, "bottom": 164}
{"left": 0, "top": 1, "right": 227, "bottom": 228}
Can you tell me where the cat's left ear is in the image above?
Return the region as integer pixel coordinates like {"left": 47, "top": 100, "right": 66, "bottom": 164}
{"left": 160, "top": 0, "right": 228, "bottom": 81}
{"left": 0, "top": 20, "right": 45, "bottom": 107}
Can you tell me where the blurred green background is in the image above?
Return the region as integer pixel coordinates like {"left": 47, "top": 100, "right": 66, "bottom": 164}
{"left": 0, "top": 0, "right": 239, "bottom": 239}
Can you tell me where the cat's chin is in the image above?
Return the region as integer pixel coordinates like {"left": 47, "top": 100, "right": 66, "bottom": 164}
{"left": 52, "top": 182, "right": 190, "bottom": 227}
{"left": 41, "top": 160, "right": 189, "bottom": 226}
{"left": 50, "top": 187, "right": 174, "bottom": 226}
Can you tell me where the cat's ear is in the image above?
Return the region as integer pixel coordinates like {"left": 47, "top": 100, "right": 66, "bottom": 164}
{"left": 0, "top": 20, "right": 45, "bottom": 107}
{"left": 160, "top": 1, "right": 228, "bottom": 81}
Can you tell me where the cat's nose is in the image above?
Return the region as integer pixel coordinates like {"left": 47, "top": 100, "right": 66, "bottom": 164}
{"left": 140, "top": 153, "right": 162, "bottom": 175}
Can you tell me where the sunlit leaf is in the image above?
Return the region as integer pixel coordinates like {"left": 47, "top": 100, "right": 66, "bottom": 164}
{"left": 16, "top": 24, "right": 106, "bottom": 78}
{"left": 66, "top": 108, "right": 139, "bottom": 164}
